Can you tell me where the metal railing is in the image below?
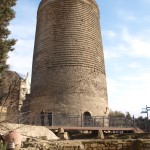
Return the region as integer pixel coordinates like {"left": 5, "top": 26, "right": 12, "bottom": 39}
{"left": 16, "top": 113, "right": 135, "bottom": 128}
{"left": 2, "top": 112, "right": 150, "bottom": 132}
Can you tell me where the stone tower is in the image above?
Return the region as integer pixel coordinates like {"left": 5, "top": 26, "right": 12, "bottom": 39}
{"left": 30, "top": 0, "right": 109, "bottom": 117}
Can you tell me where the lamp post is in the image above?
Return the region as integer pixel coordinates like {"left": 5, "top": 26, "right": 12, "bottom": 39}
{"left": 141, "top": 105, "right": 150, "bottom": 132}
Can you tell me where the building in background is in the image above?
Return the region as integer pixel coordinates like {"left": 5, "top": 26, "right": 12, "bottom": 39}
{"left": 0, "top": 71, "right": 30, "bottom": 122}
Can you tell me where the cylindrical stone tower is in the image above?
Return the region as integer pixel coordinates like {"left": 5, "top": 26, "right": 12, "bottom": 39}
{"left": 30, "top": 0, "right": 109, "bottom": 117}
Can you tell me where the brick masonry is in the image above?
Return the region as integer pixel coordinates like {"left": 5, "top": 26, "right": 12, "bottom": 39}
{"left": 30, "top": 0, "right": 109, "bottom": 116}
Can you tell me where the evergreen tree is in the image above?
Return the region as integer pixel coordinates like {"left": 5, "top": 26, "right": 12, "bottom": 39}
{"left": 0, "top": 0, "right": 17, "bottom": 103}
{"left": 125, "top": 112, "right": 132, "bottom": 119}
{"left": 109, "top": 110, "right": 125, "bottom": 117}
{"left": 0, "top": 0, "right": 17, "bottom": 83}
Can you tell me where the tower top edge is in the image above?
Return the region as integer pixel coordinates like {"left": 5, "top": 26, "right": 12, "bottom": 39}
{"left": 38, "top": 0, "right": 99, "bottom": 16}
{"left": 39, "top": 0, "right": 98, "bottom": 9}
{"left": 41, "top": 0, "right": 97, "bottom": 4}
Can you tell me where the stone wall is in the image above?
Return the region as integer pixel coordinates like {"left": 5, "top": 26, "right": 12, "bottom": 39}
{"left": 30, "top": 0, "right": 108, "bottom": 117}
{"left": 21, "top": 139, "right": 150, "bottom": 150}
{"left": 81, "top": 140, "right": 150, "bottom": 150}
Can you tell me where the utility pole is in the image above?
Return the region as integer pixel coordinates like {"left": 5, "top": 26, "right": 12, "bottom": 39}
{"left": 141, "top": 105, "right": 150, "bottom": 133}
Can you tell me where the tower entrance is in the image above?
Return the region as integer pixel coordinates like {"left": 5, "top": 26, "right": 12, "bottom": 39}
{"left": 83, "top": 112, "right": 92, "bottom": 127}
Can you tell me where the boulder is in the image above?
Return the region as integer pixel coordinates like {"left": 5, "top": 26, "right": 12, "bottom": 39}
{"left": 0, "top": 123, "right": 59, "bottom": 141}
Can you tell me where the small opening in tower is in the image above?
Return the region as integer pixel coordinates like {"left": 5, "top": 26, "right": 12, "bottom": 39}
{"left": 83, "top": 111, "right": 92, "bottom": 127}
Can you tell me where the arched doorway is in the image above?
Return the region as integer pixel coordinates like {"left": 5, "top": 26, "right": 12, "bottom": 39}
{"left": 83, "top": 112, "right": 92, "bottom": 127}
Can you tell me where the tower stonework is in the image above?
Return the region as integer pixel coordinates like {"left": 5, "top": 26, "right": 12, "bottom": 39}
{"left": 30, "top": 0, "right": 109, "bottom": 116}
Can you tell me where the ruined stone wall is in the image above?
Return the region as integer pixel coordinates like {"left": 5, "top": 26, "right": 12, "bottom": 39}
{"left": 81, "top": 140, "right": 150, "bottom": 150}
{"left": 21, "top": 139, "right": 150, "bottom": 150}
{"left": 30, "top": 0, "right": 108, "bottom": 116}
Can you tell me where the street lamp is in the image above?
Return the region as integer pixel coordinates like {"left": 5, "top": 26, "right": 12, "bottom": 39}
{"left": 141, "top": 105, "right": 150, "bottom": 133}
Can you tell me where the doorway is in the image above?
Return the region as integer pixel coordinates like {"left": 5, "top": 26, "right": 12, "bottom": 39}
{"left": 83, "top": 111, "right": 92, "bottom": 127}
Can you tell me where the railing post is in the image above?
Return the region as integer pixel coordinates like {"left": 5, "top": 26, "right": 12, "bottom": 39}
{"left": 109, "top": 116, "right": 110, "bottom": 127}
{"left": 103, "top": 116, "right": 105, "bottom": 127}
{"left": 132, "top": 115, "right": 135, "bottom": 127}
{"left": 18, "top": 113, "right": 20, "bottom": 124}
{"left": 81, "top": 113, "right": 83, "bottom": 127}
{"left": 52, "top": 113, "right": 53, "bottom": 126}
{"left": 92, "top": 117, "right": 94, "bottom": 127}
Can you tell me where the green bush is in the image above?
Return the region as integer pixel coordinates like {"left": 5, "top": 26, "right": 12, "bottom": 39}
{"left": 0, "top": 142, "right": 6, "bottom": 150}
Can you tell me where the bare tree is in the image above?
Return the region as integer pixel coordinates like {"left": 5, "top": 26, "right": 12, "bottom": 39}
{"left": 0, "top": 71, "right": 23, "bottom": 123}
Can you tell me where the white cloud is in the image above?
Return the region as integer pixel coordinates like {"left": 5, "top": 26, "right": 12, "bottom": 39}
{"left": 102, "top": 30, "right": 117, "bottom": 39}
{"left": 7, "top": 39, "right": 34, "bottom": 76}
{"left": 104, "top": 48, "right": 120, "bottom": 59}
{"left": 9, "top": 24, "right": 35, "bottom": 39}
{"left": 117, "top": 10, "right": 136, "bottom": 22}
{"left": 107, "top": 75, "right": 150, "bottom": 117}
{"left": 128, "top": 62, "right": 141, "bottom": 69}
{"left": 120, "top": 72, "right": 150, "bottom": 82}
{"left": 122, "top": 29, "right": 150, "bottom": 57}
{"left": 104, "top": 28, "right": 150, "bottom": 59}
{"left": 106, "top": 78, "right": 120, "bottom": 93}
{"left": 8, "top": 52, "right": 32, "bottom": 74}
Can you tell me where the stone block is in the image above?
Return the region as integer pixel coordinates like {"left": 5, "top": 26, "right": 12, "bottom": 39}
{"left": 97, "top": 130, "right": 104, "bottom": 139}
{"left": 57, "top": 132, "right": 70, "bottom": 140}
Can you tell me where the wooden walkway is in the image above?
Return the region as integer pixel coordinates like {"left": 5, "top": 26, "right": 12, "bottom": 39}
{"left": 46, "top": 126, "right": 137, "bottom": 133}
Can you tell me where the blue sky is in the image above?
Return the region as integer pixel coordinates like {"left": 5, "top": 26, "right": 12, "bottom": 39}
{"left": 7, "top": 0, "right": 150, "bottom": 117}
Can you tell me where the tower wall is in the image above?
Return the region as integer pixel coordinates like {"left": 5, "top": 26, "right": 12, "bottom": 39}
{"left": 30, "top": 0, "right": 108, "bottom": 116}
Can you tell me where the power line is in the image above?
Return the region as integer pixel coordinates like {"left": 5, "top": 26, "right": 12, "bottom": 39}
{"left": 141, "top": 105, "right": 150, "bottom": 132}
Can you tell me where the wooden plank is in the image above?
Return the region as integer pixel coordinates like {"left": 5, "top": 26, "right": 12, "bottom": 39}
{"left": 46, "top": 126, "right": 135, "bottom": 132}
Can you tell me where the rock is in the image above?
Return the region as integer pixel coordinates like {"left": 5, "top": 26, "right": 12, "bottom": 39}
{"left": 97, "top": 130, "right": 104, "bottom": 139}
{"left": 57, "top": 132, "right": 70, "bottom": 140}
{"left": 58, "top": 128, "right": 64, "bottom": 133}
{"left": 0, "top": 123, "right": 59, "bottom": 141}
